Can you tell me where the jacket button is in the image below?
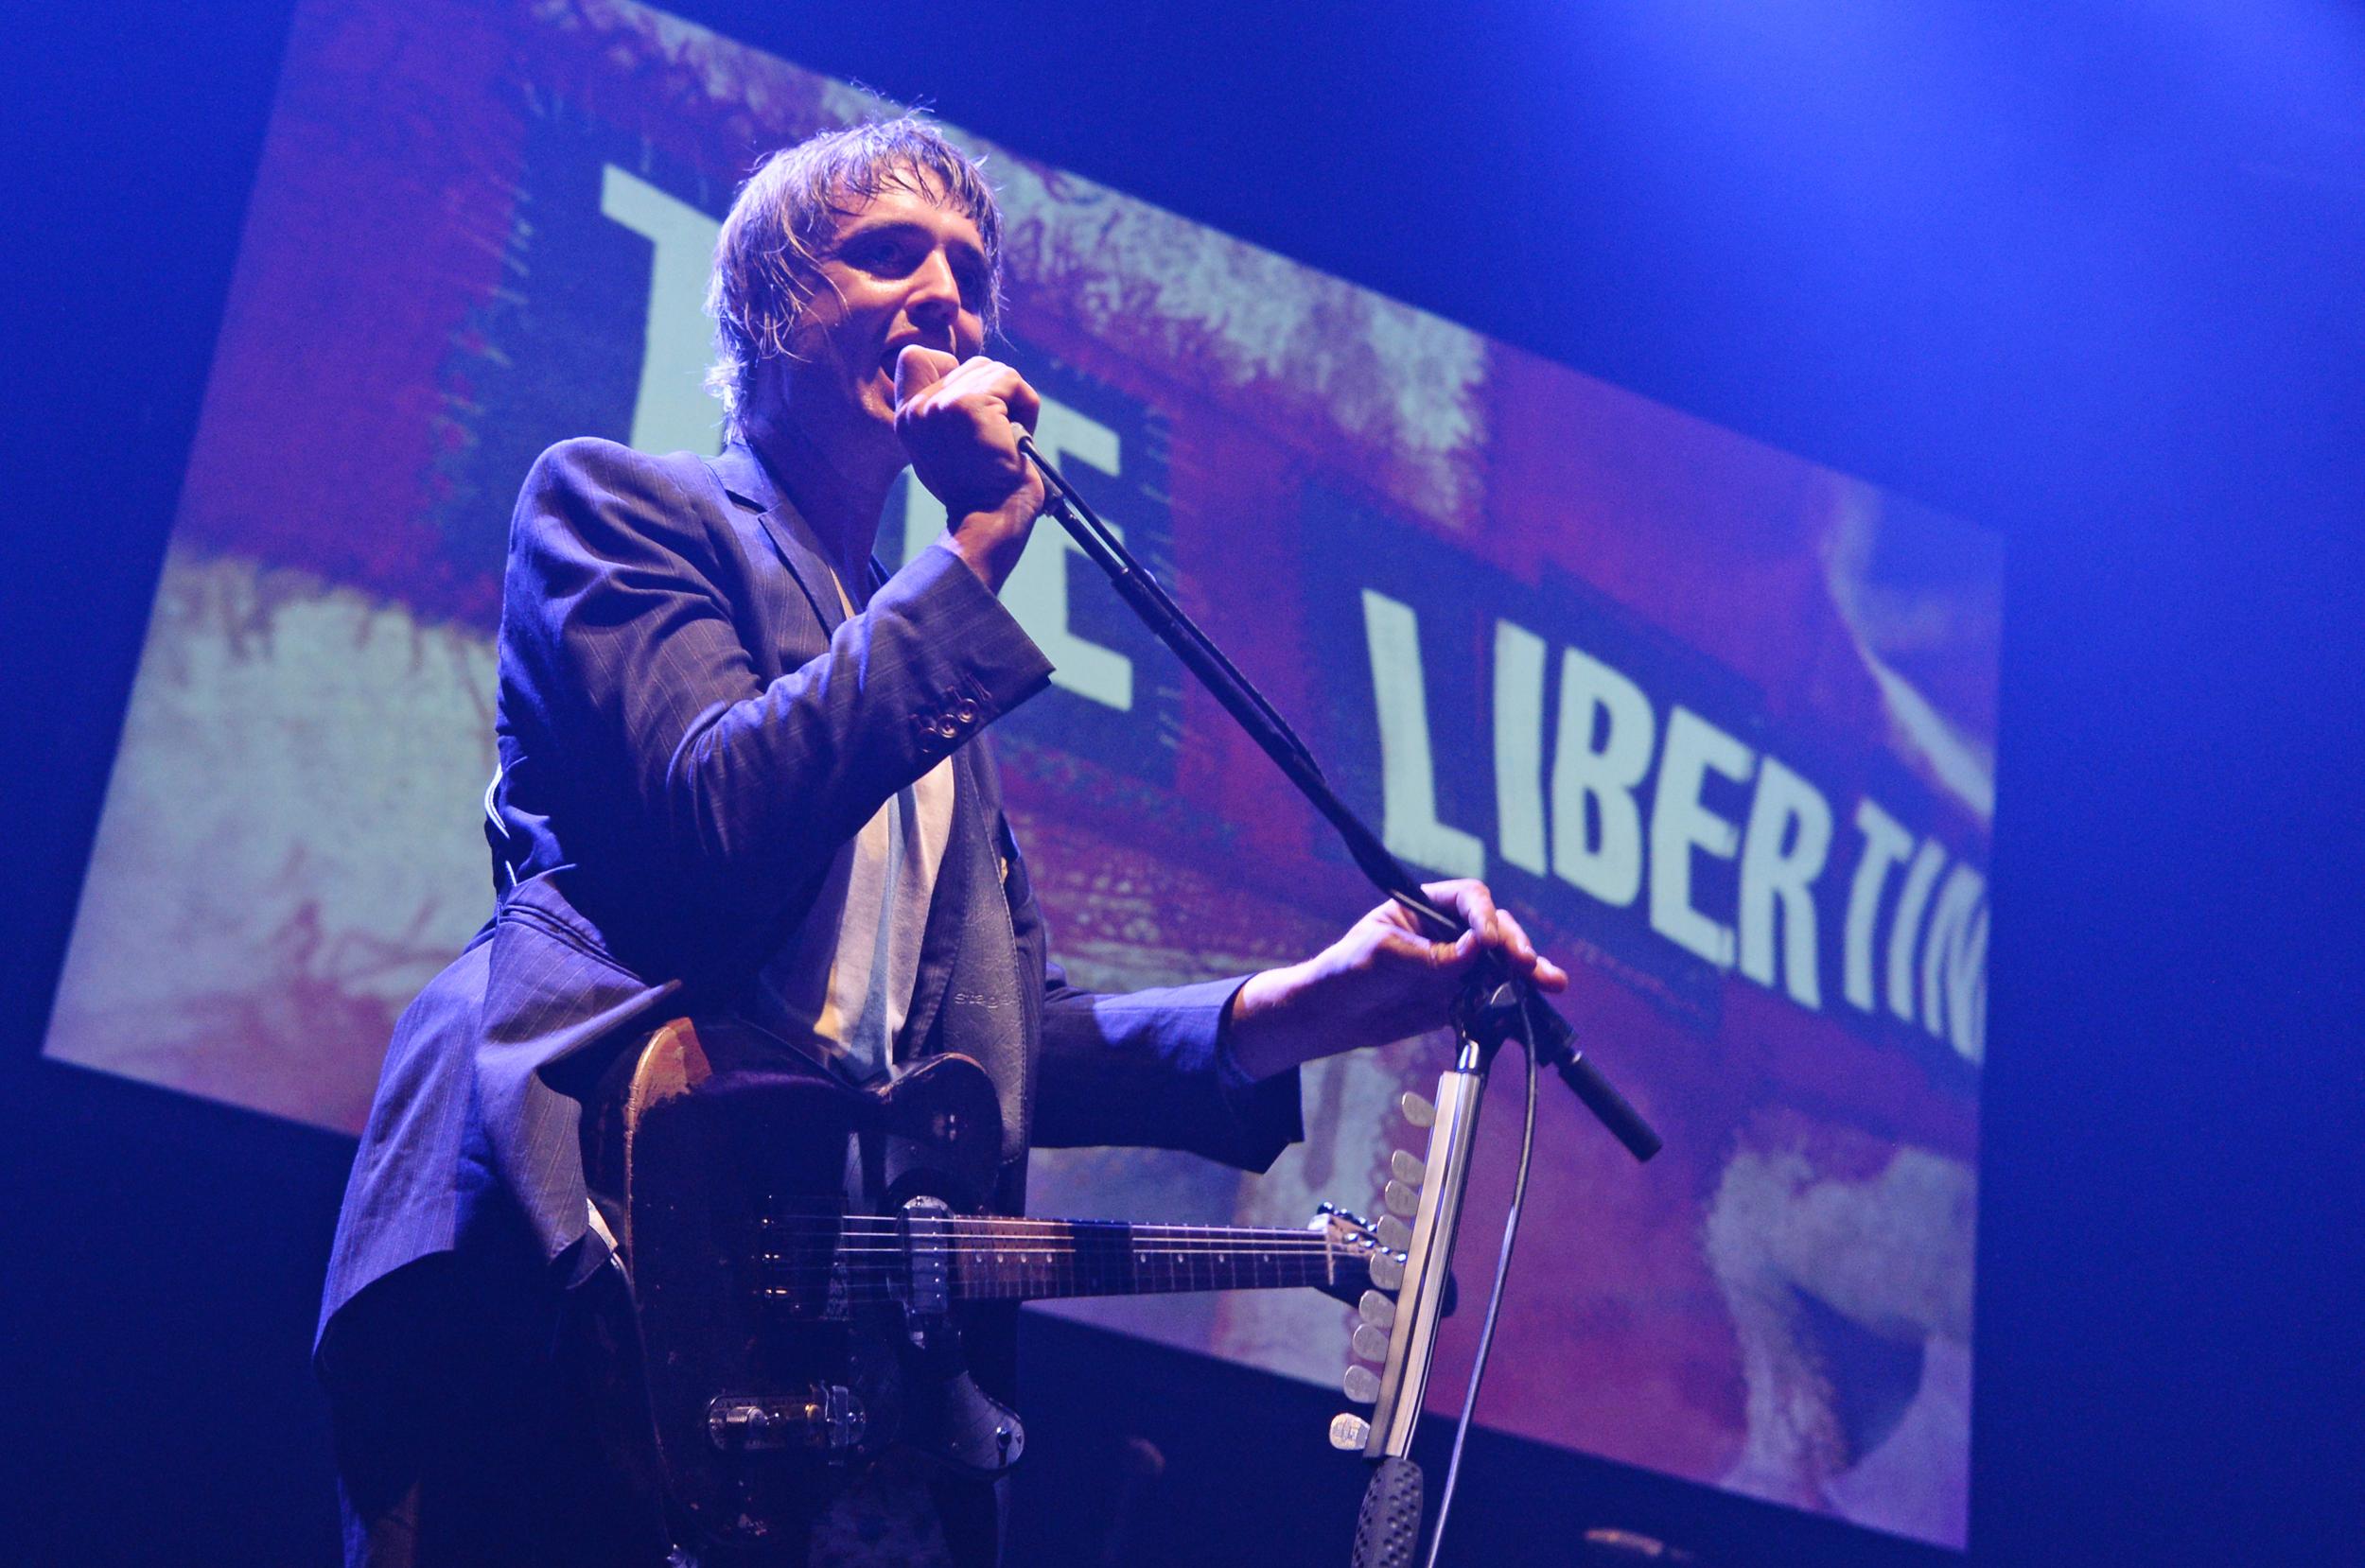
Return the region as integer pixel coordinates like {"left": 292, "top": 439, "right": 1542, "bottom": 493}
{"left": 952, "top": 696, "right": 980, "bottom": 724}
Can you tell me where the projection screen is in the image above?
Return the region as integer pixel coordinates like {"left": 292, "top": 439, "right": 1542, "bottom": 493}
{"left": 44, "top": 0, "right": 1999, "bottom": 1546}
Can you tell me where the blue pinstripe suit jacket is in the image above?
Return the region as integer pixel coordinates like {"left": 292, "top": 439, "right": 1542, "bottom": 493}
{"left": 317, "top": 436, "right": 1300, "bottom": 1370}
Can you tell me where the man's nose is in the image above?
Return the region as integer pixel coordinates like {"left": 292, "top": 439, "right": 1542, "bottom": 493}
{"left": 906, "top": 249, "right": 962, "bottom": 325}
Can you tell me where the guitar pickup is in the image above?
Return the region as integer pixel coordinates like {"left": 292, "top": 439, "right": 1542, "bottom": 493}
{"left": 707, "top": 1386, "right": 867, "bottom": 1453}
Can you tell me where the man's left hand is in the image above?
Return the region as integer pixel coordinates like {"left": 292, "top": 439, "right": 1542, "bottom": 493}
{"left": 1224, "top": 880, "right": 1568, "bottom": 1081}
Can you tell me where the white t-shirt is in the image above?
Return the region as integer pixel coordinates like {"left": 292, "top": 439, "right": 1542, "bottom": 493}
{"left": 747, "top": 567, "right": 957, "bottom": 1082}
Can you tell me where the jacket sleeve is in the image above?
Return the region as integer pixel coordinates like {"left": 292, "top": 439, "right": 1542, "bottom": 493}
{"left": 990, "top": 810, "right": 1304, "bottom": 1172}
{"left": 1031, "top": 970, "right": 1305, "bottom": 1172}
{"left": 499, "top": 438, "right": 1054, "bottom": 931}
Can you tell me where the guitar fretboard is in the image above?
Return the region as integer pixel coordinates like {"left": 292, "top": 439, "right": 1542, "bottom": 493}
{"left": 931, "top": 1218, "right": 1347, "bottom": 1301}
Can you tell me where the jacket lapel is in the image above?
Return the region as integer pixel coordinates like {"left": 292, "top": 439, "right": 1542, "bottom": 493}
{"left": 902, "top": 739, "right": 988, "bottom": 1065}
{"left": 905, "top": 742, "right": 1035, "bottom": 1163}
{"left": 708, "top": 439, "right": 847, "bottom": 637}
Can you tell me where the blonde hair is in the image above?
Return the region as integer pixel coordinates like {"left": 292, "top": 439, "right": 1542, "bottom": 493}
{"left": 704, "top": 114, "right": 1006, "bottom": 433}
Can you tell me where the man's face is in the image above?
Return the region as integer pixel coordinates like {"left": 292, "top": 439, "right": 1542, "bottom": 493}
{"left": 776, "top": 173, "right": 992, "bottom": 475}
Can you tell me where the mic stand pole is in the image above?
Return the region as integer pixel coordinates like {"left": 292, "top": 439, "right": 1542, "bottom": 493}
{"left": 1342, "top": 1010, "right": 1491, "bottom": 1568}
{"left": 1016, "top": 437, "right": 1663, "bottom": 1564}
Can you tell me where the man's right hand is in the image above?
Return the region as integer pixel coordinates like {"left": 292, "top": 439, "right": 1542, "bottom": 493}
{"left": 895, "top": 344, "right": 1048, "bottom": 594}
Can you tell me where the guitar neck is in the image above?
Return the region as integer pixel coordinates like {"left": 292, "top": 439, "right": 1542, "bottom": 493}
{"left": 938, "top": 1217, "right": 1353, "bottom": 1303}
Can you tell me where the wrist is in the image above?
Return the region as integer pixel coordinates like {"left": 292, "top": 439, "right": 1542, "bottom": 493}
{"left": 937, "top": 505, "right": 1033, "bottom": 594}
{"left": 1224, "top": 959, "right": 1323, "bottom": 1081}
{"left": 937, "top": 523, "right": 1014, "bottom": 594}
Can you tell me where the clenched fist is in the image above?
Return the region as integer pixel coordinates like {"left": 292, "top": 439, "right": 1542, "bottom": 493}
{"left": 894, "top": 344, "right": 1047, "bottom": 593}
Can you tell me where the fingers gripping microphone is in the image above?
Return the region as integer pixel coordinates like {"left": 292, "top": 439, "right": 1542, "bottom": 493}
{"left": 892, "top": 341, "right": 957, "bottom": 407}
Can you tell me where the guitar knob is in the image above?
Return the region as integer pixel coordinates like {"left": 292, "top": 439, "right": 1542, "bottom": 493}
{"left": 1343, "top": 1365, "right": 1381, "bottom": 1404}
{"left": 1358, "top": 1290, "right": 1396, "bottom": 1329}
{"left": 1391, "top": 1150, "right": 1427, "bottom": 1185}
{"left": 1400, "top": 1090, "right": 1436, "bottom": 1128}
{"left": 1376, "top": 1215, "right": 1412, "bottom": 1252}
{"left": 1383, "top": 1179, "right": 1420, "bottom": 1217}
{"left": 1330, "top": 1413, "right": 1373, "bottom": 1451}
{"left": 1351, "top": 1322, "right": 1392, "bottom": 1362}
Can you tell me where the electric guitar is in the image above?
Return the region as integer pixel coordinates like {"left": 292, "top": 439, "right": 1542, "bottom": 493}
{"left": 583, "top": 1016, "right": 1414, "bottom": 1559}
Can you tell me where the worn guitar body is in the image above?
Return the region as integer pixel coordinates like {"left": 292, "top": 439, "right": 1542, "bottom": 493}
{"left": 585, "top": 1018, "right": 1025, "bottom": 1559}
{"left": 585, "top": 1017, "right": 1409, "bottom": 1561}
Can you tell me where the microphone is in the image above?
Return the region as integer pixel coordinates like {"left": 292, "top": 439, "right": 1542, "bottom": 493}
{"left": 1458, "top": 975, "right": 1662, "bottom": 1162}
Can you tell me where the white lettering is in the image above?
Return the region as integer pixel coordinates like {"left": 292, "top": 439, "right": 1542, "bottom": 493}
{"left": 1493, "top": 620, "right": 1549, "bottom": 875}
{"left": 599, "top": 166, "right": 724, "bottom": 457}
{"left": 1361, "top": 590, "right": 1485, "bottom": 879}
{"left": 1843, "top": 798, "right": 1915, "bottom": 1010}
{"left": 1954, "top": 905, "right": 1989, "bottom": 1063}
{"left": 1739, "top": 756, "right": 1833, "bottom": 1007}
{"left": 1648, "top": 706, "right": 1754, "bottom": 967}
{"left": 1886, "top": 839, "right": 1947, "bottom": 1021}
{"left": 1550, "top": 646, "right": 1656, "bottom": 906}
{"left": 1918, "top": 865, "right": 1987, "bottom": 1057}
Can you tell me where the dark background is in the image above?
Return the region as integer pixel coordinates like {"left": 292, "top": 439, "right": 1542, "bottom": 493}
{"left": 4, "top": 2, "right": 2358, "bottom": 1563}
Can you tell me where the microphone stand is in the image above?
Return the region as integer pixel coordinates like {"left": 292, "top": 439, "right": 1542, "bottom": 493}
{"left": 1017, "top": 435, "right": 1662, "bottom": 1563}
{"left": 1017, "top": 434, "right": 1659, "bottom": 1162}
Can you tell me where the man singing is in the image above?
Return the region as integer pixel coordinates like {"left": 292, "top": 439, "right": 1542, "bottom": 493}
{"left": 318, "top": 113, "right": 1562, "bottom": 1567}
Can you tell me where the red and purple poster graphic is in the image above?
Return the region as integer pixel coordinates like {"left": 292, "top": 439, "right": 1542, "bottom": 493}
{"left": 44, "top": 0, "right": 1999, "bottom": 1546}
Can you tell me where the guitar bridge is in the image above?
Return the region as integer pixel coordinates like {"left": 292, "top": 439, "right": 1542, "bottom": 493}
{"left": 706, "top": 1386, "right": 867, "bottom": 1454}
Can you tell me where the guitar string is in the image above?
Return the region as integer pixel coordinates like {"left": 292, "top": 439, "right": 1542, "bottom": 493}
{"left": 749, "top": 1246, "right": 1353, "bottom": 1263}
{"left": 752, "top": 1263, "right": 1350, "bottom": 1284}
{"left": 750, "top": 1231, "right": 1367, "bottom": 1249}
{"left": 778, "top": 1230, "right": 1350, "bottom": 1242}
{"left": 801, "top": 1230, "right": 1342, "bottom": 1239}
{"left": 755, "top": 1265, "right": 1355, "bottom": 1288}
{"left": 759, "top": 1268, "right": 1346, "bottom": 1283}
{"left": 747, "top": 1246, "right": 1349, "bottom": 1261}
{"left": 755, "top": 1246, "right": 1349, "bottom": 1259}
{"left": 762, "top": 1267, "right": 1342, "bottom": 1276}
{"left": 765, "top": 1251, "right": 1344, "bottom": 1258}
{"left": 756, "top": 1246, "right": 1349, "bottom": 1258}
{"left": 762, "top": 1229, "right": 1353, "bottom": 1239}
{"left": 750, "top": 1240, "right": 1355, "bottom": 1251}
{"left": 749, "top": 1250, "right": 1350, "bottom": 1263}
{"left": 762, "top": 1278, "right": 1342, "bottom": 1285}
{"left": 756, "top": 1237, "right": 1355, "bottom": 1250}
{"left": 760, "top": 1233, "right": 1356, "bottom": 1248}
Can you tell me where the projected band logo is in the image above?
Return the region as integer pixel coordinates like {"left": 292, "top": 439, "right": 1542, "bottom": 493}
{"left": 44, "top": 0, "right": 1997, "bottom": 1548}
